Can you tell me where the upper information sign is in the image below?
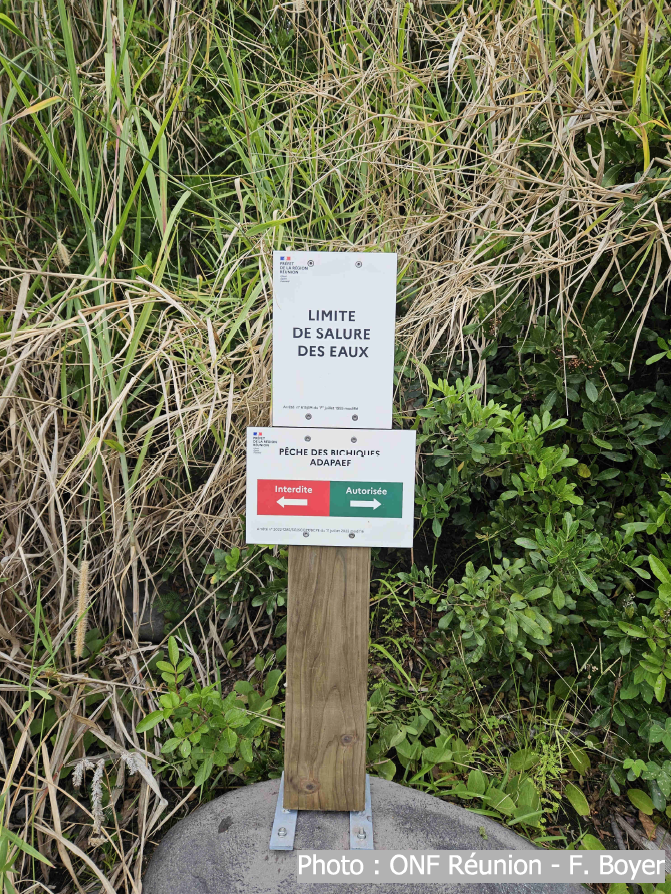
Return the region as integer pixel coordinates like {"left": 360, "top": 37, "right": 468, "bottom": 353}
{"left": 246, "top": 427, "right": 415, "bottom": 547}
{"left": 272, "top": 251, "right": 397, "bottom": 429}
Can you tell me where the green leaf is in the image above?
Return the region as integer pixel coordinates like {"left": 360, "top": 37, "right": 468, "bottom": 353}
{"left": 627, "top": 789, "right": 654, "bottom": 815}
{"left": 155, "top": 661, "right": 174, "bottom": 673}
{"left": 239, "top": 738, "right": 253, "bottom": 763}
{"left": 577, "top": 568, "right": 598, "bottom": 592}
{"left": 224, "top": 707, "right": 249, "bottom": 728}
{"left": 3, "top": 827, "right": 53, "bottom": 865}
{"left": 219, "top": 727, "right": 238, "bottom": 754}
{"left": 504, "top": 612, "right": 518, "bottom": 642}
{"left": 515, "top": 538, "right": 539, "bottom": 550}
{"left": 485, "top": 787, "right": 515, "bottom": 816}
{"left": 467, "top": 769, "right": 487, "bottom": 795}
{"left": 595, "top": 468, "right": 620, "bottom": 481}
{"left": 387, "top": 727, "right": 407, "bottom": 749}
{"left": 649, "top": 723, "right": 666, "bottom": 744}
{"left": 168, "top": 636, "right": 179, "bottom": 667}
{"left": 0, "top": 13, "right": 23, "bottom": 36}
{"left": 552, "top": 585, "right": 565, "bottom": 609}
{"left": 567, "top": 745, "right": 591, "bottom": 775}
{"left": 565, "top": 782, "right": 590, "bottom": 816}
{"left": 618, "top": 622, "right": 647, "bottom": 638}
{"left": 421, "top": 745, "right": 451, "bottom": 764}
{"left": 654, "top": 674, "right": 667, "bottom": 703}
{"left": 264, "top": 669, "right": 283, "bottom": 698}
{"left": 508, "top": 807, "right": 543, "bottom": 827}
{"left": 655, "top": 768, "right": 671, "bottom": 798}
{"left": 581, "top": 834, "right": 604, "bottom": 850}
{"left": 517, "top": 613, "right": 542, "bottom": 637}
{"left": 646, "top": 352, "right": 668, "bottom": 365}
{"left": 194, "top": 755, "right": 213, "bottom": 786}
{"left": 585, "top": 380, "right": 599, "bottom": 402}
{"left": 509, "top": 749, "right": 539, "bottom": 772}
{"left": 516, "top": 777, "right": 541, "bottom": 810}
{"left": 136, "top": 710, "right": 164, "bottom": 733}
{"left": 103, "top": 438, "right": 125, "bottom": 452}
{"left": 649, "top": 555, "right": 671, "bottom": 585}
{"left": 376, "top": 759, "right": 396, "bottom": 780}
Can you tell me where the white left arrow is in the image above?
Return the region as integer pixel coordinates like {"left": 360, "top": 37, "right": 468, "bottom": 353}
{"left": 350, "top": 499, "right": 381, "bottom": 509}
{"left": 277, "top": 497, "right": 308, "bottom": 507}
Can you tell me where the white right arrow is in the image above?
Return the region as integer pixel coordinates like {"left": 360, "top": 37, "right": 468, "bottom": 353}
{"left": 277, "top": 497, "right": 308, "bottom": 507}
{"left": 350, "top": 499, "right": 381, "bottom": 509}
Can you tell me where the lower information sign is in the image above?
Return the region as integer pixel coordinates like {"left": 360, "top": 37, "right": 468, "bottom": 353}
{"left": 246, "top": 428, "right": 416, "bottom": 547}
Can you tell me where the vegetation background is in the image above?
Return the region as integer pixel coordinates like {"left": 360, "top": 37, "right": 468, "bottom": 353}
{"left": 1, "top": 0, "right": 671, "bottom": 889}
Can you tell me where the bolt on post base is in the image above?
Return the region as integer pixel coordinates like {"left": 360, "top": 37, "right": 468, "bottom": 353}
{"left": 269, "top": 774, "right": 374, "bottom": 851}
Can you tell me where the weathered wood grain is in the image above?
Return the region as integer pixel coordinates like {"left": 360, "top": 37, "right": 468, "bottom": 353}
{"left": 284, "top": 545, "right": 370, "bottom": 811}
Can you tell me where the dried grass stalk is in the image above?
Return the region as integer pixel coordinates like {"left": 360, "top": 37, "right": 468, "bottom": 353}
{"left": 74, "top": 561, "right": 89, "bottom": 659}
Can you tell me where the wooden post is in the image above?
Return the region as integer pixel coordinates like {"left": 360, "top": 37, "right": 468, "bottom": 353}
{"left": 284, "top": 545, "right": 370, "bottom": 811}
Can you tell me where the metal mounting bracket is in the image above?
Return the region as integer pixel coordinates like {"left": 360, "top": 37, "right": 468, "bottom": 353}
{"left": 269, "top": 773, "right": 298, "bottom": 850}
{"left": 349, "top": 774, "right": 374, "bottom": 850}
{"left": 269, "top": 773, "right": 374, "bottom": 851}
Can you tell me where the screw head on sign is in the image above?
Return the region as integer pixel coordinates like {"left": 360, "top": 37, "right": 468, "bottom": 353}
{"left": 308, "top": 260, "right": 314, "bottom": 267}
{"left": 303, "top": 531, "right": 309, "bottom": 538}
{"left": 355, "top": 260, "right": 362, "bottom": 268}
{"left": 305, "top": 413, "right": 312, "bottom": 420}
{"left": 357, "top": 830, "right": 366, "bottom": 839}
{"left": 305, "top": 436, "right": 311, "bottom": 442}
{"left": 352, "top": 414, "right": 358, "bottom": 421}
{"left": 349, "top": 533, "right": 355, "bottom": 539}
{"left": 351, "top": 437, "right": 357, "bottom": 443}
{"left": 278, "top": 827, "right": 287, "bottom": 837}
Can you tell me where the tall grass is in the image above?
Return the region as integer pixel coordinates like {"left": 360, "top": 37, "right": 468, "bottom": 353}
{"left": 1, "top": 0, "right": 670, "bottom": 887}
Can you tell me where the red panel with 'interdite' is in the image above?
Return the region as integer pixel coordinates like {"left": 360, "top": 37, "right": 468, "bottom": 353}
{"left": 257, "top": 479, "right": 330, "bottom": 516}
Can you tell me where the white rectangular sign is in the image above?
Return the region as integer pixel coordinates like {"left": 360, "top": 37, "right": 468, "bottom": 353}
{"left": 246, "top": 427, "right": 415, "bottom": 547}
{"left": 272, "top": 251, "right": 397, "bottom": 429}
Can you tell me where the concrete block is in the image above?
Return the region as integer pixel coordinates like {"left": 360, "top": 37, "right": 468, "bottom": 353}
{"left": 143, "top": 777, "right": 586, "bottom": 894}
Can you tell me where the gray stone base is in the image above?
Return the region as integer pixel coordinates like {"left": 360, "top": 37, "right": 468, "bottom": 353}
{"left": 143, "top": 777, "right": 585, "bottom": 894}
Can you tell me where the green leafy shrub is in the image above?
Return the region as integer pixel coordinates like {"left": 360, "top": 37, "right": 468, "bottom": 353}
{"left": 136, "top": 637, "right": 283, "bottom": 786}
{"left": 366, "top": 679, "right": 584, "bottom": 830}
{"left": 406, "top": 376, "right": 671, "bottom": 814}
{"left": 205, "top": 545, "right": 288, "bottom": 626}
